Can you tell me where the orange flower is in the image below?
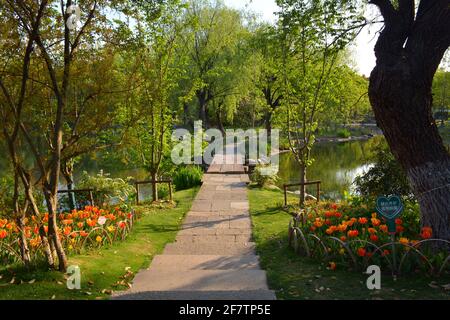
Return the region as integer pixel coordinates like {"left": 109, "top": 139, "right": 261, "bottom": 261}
{"left": 399, "top": 237, "right": 409, "bottom": 245}
{"left": 396, "top": 225, "right": 404, "bottom": 233}
{"left": 337, "top": 223, "right": 348, "bottom": 232}
{"left": 118, "top": 221, "right": 127, "bottom": 229}
{"left": 313, "top": 218, "right": 324, "bottom": 228}
{"left": 358, "top": 217, "right": 368, "bottom": 225}
{"left": 62, "top": 219, "right": 73, "bottom": 225}
{"left": 357, "top": 247, "right": 366, "bottom": 257}
{"left": 371, "top": 217, "right": 381, "bottom": 227}
{"left": 334, "top": 212, "right": 342, "bottom": 218}
{"left": 325, "top": 219, "right": 332, "bottom": 226}
{"left": 326, "top": 226, "right": 338, "bottom": 235}
{"left": 329, "top": 262, "right": 336, "bottom": 270}
{"left": 324, "top": 211, "right": 334, "bottom": 218}
{"left": 30, "top": 237, "right": 41, "bottom": 247}
{"left": 0, "top": 229, "right": 7, "bottom": 239}
{"left": 0, "top": 219, "right": 7, "bottom": 228}
{"left": 368, "top": 228, "right": 377, "bottom": 234}
{"left": 77, "top": 222, "right": 84, "bottom": 228}
{"left": 44, "top": 225, "right": 48, "bottom": 234}
{"left": 370, "top": 234, "right": 379, "bottom": 242}
{"left": 33, "top": 226, "right": 39, "bottom": 235}
{"left": 340, "top": 236, "right": 347, "bottom": 242}
{"left": 347, "top": 230, "right": 359, "bottom": 238}
{"left": 86, "top": 218, "right": 97, "bottom": 227}
{"left": 379, "top": 225, "right": 388, "bottom": 233}
{"left": 96, "top": 236, "right": 102, "bottom": 243}
{"left": 80, "top": 231, "right": 88, "bottom": 237}
{"left": 395, "top": 218, "right": 403, "bottom": 225}
{"left": 420, "top": 227, "right": 432, "bottom": 239}
{"left": 330, "top": 203, "right": 338, "bottom": 210}
{"left": 63, "top": 226, "right": 72, "bottom": 236}
{"left": 382, "top": 249, "right": 390, "bottom": 256}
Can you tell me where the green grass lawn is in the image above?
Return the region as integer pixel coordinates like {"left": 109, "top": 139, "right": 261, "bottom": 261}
{"left": 0, "top": 188, "right": 198, "bottom": 300}
{"left": 248, "top": 188, "right": 450, "bottom": 300}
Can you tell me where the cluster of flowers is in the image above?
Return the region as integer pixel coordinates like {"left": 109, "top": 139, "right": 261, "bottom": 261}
{"left": 0, "top": 206, "right": 134, "bottom": 259}
{"left": 297, "top": 203, "right": 437, "bottom": 272}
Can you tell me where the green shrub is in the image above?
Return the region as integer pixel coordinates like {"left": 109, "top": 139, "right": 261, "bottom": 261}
{"left": 353, "top": 140, "right": 412, "bottom": 200}
{"left": 157, "top": 183, "right": 171, "bottom": 200}
{"left": 173, "top": 166, "right": 203, "bottom": 191}
{"left": 78, "top": 171, "right": 136, "bottom": 206}
{"left": 337, "top": 128, "right": 351, "bottom": 138}
{"left": 250, "top": 165, "right": 279, "bottom": 187}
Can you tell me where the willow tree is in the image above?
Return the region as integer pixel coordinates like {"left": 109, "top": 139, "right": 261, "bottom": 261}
{"left": 180, "top": 0, "right": 251, "bottom": 128}
{"left": 368, "top": 0, "right": 450, "bottom": 240}
{"left": 278, "top": 0, "right": 366, "bottom": 206}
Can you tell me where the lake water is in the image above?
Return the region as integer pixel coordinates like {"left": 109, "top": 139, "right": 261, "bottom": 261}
{"left": 277, "top": 137, "right": 382, "bottom": 199}
{"left": 0, "top": 136, "right": 381, "bottom": 201}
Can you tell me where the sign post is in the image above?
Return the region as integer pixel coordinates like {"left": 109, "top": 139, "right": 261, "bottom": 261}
{"left": 376, "top": 195, "right": 404, "bottom": 276}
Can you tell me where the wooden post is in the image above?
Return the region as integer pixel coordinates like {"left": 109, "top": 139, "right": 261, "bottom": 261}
{"left": 283, "top": 185, "right": 287, "bottom": 206}
{"left": 316, "top": 182, "right": 321, "bottom": 203}
{"left": 135, "top": 182, "right": 140, "bottom": 205}
{"left": 169, "top": 180, "right": 173, "bottom": 202}
{"left": 89, "top": 190, "right": 95, "bottom": 207}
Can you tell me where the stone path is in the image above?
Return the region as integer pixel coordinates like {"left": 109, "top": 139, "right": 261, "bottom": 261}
{"left": 113, "top": 151, "right": 276, "bottom": 300}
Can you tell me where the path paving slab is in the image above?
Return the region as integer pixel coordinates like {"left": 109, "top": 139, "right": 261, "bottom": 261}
{"left": 112, "top": 148, "right": 275, "bottom": 300}
{"left": 149, "top": 254, "right": 261, "bottom": 270}
{"left": 127, "top": 269, "right": 270, "bottom": 291}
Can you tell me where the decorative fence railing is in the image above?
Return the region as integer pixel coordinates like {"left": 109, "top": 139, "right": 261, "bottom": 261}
{"left": 287, "top": 212, "right": 450, "bottom": 277}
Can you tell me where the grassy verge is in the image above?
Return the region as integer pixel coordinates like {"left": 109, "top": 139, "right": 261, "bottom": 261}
{"left": 0, "top": 188, "right": 198, "bottom": 300}
{"left": 248, "top": 187, "right": 450, "bottom": 300}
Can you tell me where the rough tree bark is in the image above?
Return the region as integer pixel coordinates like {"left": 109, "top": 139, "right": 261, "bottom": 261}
{"left": 368, "top": 0, "right": 450, "bottom": 240}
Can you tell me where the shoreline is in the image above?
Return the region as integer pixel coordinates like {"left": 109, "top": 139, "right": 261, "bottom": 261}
{"left": 278, "top": 134, "right": 378, "bottom": 154}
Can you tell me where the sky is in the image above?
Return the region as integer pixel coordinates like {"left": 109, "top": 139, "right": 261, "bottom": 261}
{"left": 224, "top": 0, "right": 378, "bottom": 77}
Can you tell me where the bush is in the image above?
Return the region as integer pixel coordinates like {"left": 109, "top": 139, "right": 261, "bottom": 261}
{"left": 157, "top": 183, "right": 171, "bottom": 200}
{"left": 173, "top": 166, "right": 203, "bottom": 191}
{"left": 251, "top": 165, "right": 279, "bottom": 187}
{"left": 78, "top": 171, "right": 136, "bottom": 207}
{"left": 353, "top": 140, "right": 413, "bottom": 200}
{"left": 337, "top": 128, "right": 351, "bottom": 138}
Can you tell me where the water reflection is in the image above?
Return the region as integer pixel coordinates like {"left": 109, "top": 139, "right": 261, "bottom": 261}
{"left": 278, "top": 137, "right": 382, "bottom": 199}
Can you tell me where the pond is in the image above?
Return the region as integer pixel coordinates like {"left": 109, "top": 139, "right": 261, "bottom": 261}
{"left": 0, "top": 136, "right": 382, "bottom": 202}
{"left": 277, "top": 137, "right": 383, "bottom": 199}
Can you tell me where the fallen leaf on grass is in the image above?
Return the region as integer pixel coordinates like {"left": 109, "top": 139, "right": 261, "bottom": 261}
{"left": 28, "top": 279, "right": 35, "bottom": 284}
{"left": 9, "top": 277, "right": 15, "bottom": 284}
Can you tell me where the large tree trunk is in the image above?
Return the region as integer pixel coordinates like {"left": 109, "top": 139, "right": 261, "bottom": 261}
{"left": 369, "top": 0, "right": 450, "bottom": 241}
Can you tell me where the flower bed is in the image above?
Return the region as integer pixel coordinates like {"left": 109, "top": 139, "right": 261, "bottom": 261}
{"left": 0, "top": 206, "right": 138, "bottom": 264}
{"left": 287, "top": 202, "right": 450, "bottom": 276}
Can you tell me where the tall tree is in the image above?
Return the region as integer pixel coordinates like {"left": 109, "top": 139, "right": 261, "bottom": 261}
{"left": 368, "top": 0, "right": 450, "bottom": 240}
{"left": 181, "top": 0, "right": 249, "bottom": 128}
{"left": 278, "top": 0, "right": 365, "bottom": 206}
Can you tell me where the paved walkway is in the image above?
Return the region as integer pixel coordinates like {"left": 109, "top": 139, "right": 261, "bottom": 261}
{"left": 113, "top": 151, "right": 276, "bottom": 300}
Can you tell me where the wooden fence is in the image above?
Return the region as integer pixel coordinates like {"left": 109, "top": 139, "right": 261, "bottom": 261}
{"left": 283, "top": 180, "right": 321, "bottom": 206}
{"left": 134, "top": 179, "right": 173, "bottom": 205}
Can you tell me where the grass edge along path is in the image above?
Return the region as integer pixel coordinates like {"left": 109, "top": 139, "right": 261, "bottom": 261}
{"left": 248, "top": 187, "right": 450, "bottom": 300}
{"left": 0, "top": 188, "right": 198, "bottom": 300}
